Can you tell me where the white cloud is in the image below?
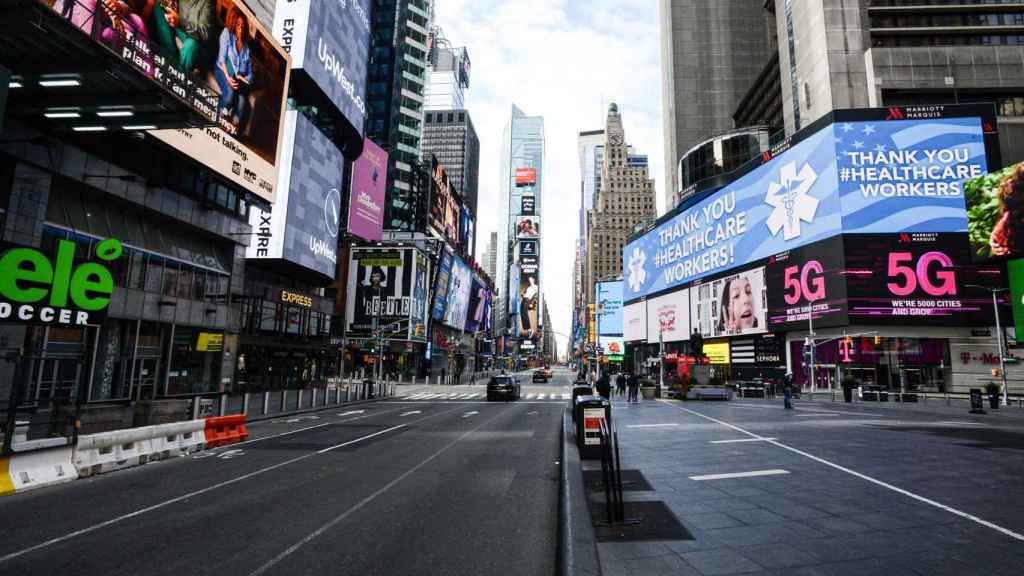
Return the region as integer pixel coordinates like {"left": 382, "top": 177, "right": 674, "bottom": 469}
{"left": 436, "top": 0, "right": 663, "bottom": 351}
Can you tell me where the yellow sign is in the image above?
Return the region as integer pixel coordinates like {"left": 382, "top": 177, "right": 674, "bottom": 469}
{"left": 588, "top": 304, "right": 596, "bottom": 344}
{"left": 704, "top": 342, "right": 730, "bottom": 364}
{"left": 280, "top": 290, "right": 313, "bottom": 308}
{"left": 196, "top": 332, "right": 224, "bottom": 352}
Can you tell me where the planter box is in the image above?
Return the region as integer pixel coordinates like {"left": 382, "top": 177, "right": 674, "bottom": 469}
{"left": 688, "top": 386, "right": 732, "bottom": 401}
{"left": 641, "top": 387, "right": 656, "bottom": 400}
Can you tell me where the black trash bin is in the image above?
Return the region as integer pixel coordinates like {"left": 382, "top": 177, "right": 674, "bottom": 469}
{"left": 574, "top": 396, "right": 611, "bottom": 460}
{"left": 571, "top": 384, "right": 593, "bottom": 422}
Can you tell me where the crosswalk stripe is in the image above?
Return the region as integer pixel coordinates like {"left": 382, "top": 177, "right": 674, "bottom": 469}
{"left": 526, "top": 394, "right": 536, "bottom": 399}
{"left": 467, "top": 393, "right": 481, "bottom": 399}
{"left": 537, "top": 394, "right": 546, "bottom": 400}
{"left": 407, "top": 394, "right": 426, "bottom": 399}
{"left": 562, "top": 393, "right": 570, "bottom": 400}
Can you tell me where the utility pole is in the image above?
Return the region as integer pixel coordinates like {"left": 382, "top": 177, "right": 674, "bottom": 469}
{"left": 967, "top": 285, "right": 1009, "bottom": 406}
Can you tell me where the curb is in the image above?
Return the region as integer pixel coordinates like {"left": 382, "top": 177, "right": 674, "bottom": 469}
{"left": 560, "top": 409, "right": 602, "bottom": 576}
{"left": 245, "top": 394, "right": 394, "bottom": 424}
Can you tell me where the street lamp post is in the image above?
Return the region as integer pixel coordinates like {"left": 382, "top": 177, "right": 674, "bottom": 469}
{"left": 967, "top": 284, "right": 1009, "bottom": 406}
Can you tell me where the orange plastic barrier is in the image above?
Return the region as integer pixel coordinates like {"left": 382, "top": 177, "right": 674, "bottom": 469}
{"left": 204, "top": 415, "right": 249, "bottom": 448}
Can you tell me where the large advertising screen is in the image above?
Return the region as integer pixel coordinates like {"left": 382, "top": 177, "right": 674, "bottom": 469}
{"left": 516, "top": 252, "right": 540, "bottom": 339}
{"left": 346, "top": 249, "right": 413, "bottom": 338}
{"left": 348, "top": 137, "right": 387, "bottom": 241}
{"left": 624, "top": 115, "right": 988, "bottom": 301}
{"left": 521, "top": 194, "right": 536, "bottom": 216}
{"left": 272, "top": 0, "right": 370, "bottom": 137}
{"left": 844, "top": 233, "right": 1005, "bottom": 325}
{"left": 465, "top": 278, "right": 486, "bottom": 333}
{"left": 515, "top": 167, "right": 537, "bottom": 187}
{"left": 431, "top": 248, "right": 454, "bottom": 321}
{"left": 596, "top": 281, "right": 623, "bottom": 335}
{"left": 599, "top": 336, "right": 624, "bottom": 361}
{"left": 516, "top": 216, "right": 540, "bottom": 239}
{"left": 765, "top": 235, "right": 848, "bottom": 331}
{"left": 410, "top": 251, "right": 428, "bottom": 341}
{"left": 692, "top": 266, "right": 768, "bottom": 338}
{"left": 144, "top": 0, "right": 290, "bottom": 203}
{"left": 445, "top": 256, "right": 472, "bottom": 330}
{"left": 966, "top": 161, "right": 1024, "bottom": 260}
{"left": 430, "top": 157, "right": 461, "bottom": 244}
{"left": 646, "top": 289, "right": 690, "bottom": 343}
{"left": 624, "top": 302, "right": 646, "bottom": 342}
{"left": 1009, "top": 258, "right": 1024, "bottom": 337}
{"left": 245, "top": 111, "right": 342, "bottom": 278}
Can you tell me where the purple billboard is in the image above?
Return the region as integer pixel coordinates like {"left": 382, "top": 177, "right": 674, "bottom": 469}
{"left": 348, "top": 137, "right": 387, "bottom": 241}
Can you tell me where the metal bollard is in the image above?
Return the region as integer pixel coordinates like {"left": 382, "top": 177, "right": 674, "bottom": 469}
{"left": 281, "top": 390, "right": 288, "bottom": 412}
{"left": 242, "top": 392, "right": 250, "bottom": 415}
{"left": 219, "top": 393, "right": 228, "bottom": 416}
{"left": 262, "top": 391, "right": 270, "bottom": 415}
{"left": 297, "top": 389, "right": 304, "bottom": 410}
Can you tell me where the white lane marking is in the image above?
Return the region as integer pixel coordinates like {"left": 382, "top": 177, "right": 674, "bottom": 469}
{"left": 467, "top": 393, "right": 481, "bottom": 399}
{"left": 247, "top": 407, "right": 504, "bottom": 576}
{"left": 527, "top": 411, "right": 539, "bottom": 415}
{"left": 795, "top": 413, "right": 840, "bottom": 417}
{"left": 338, "top": 410, "right": 365, "bottom": 416}
{"left": 406, "top": 394, "right": 427, "bottom": 399}
{"left": 0, "top": 408, "right": 458, "bottom": 566}
{"left": 400, "top": 411, "right": 422, "bottom": 417}
{"left": 316, "top": 424, "right": 406, "bottom": 454}
{"left": 461, "top": 411, "right": 479, "bottom": 418}
{"left": 627, "top": 423, "right": 680, "bottom": 428}
{"left": 216, "top": 407, "right": 405, "bottom": 450}
{"left": 661, "top": 400, "right": 1024, "bottom": 543}
{"left": 710, "top": 437, "right": 778, "bottom": 444}
{"left": 690, "top": 469, "right": 789, "bottom": 481}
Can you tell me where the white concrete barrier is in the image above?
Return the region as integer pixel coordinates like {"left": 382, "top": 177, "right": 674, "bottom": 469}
{"left": 74, "top": 427, "right": 158, "bottom": 478}
{"left": 149, "top": 420, "right": 207, "bottom": 460}
{"left": 1, "top": 446, "right": 77, "bottom": 494}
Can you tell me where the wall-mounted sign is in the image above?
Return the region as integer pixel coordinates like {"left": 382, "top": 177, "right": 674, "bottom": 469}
{"left": 196, "top": 332, "right": 224, "bottom": 352}
{"left": 703, "top": 342, "right": 731, "bottom": 364}
{"left": 515, "top": 167, "right": 537, "bottom": 187}
{"left": 348, "top": 138, "right": 387, "bottom": 241}
{"left": 521, "top": 195, "right": 536, "bottom": 216}
{"left": 0, "top": 238, "right": 121, "bottom": 326}
{"left": 280, "top": 290, "right": 313, "bottom": 308}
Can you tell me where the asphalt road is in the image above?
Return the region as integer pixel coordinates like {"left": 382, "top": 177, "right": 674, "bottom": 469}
{"left": 0, "top": 369, "right": 575, "bottom": 576}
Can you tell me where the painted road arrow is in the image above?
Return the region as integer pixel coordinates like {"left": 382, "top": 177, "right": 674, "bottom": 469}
{"left": 400, "top": 411, "right": 422, "bottom": 417}
{"left": 462, "top": 411, "right": 479, "bottom": 418}
{"left": 338, "top": 410, "right": 365, "bottom": 417}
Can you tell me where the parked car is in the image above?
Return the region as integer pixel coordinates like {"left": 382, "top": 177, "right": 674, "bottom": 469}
{"left": 487, "top": 376, "right": 521, "bottom": 401}
{"left": 532, "top": 369, "right": 549, "bottom": 383}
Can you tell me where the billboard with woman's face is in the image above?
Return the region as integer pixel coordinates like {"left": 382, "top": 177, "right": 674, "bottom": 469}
{"left": 966, "top": 161, "right": 1024, "bottom": 260}
{"left": 515, "top": 216, "right": 540, "bottom": 239}
{"left": 692, "top": 266, "right": 767, "bottom": 338}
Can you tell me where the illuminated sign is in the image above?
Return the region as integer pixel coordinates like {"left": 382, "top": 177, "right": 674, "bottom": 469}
{"left": 515, "top": 167, "right": 537, "bottom": 187}
{"left": 196, "top": 333, "right": 224, "bottom": 352}
{"left": 281, "top": 290, "right": 314, "bottom": 308}
{"left": 0, "top": 238, "right": 121, "bottom": 326}
{"left": 703, "top": 342, "right": 730, "bottom": 364}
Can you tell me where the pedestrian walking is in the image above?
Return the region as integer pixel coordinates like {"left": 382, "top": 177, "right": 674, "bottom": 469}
{"left": 627, "top": 373, "right": 640, "bottom": 403}
{"left": 596, "top": 372, "right": 611, "bottom": 399}
{"left": 783, "top": 373, "right": 794, "bottom": 409}
{"left": 616, "top": 373, "right": 626, "bottom": 397}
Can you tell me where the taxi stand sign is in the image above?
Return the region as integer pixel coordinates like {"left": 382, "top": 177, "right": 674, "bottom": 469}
{"left": 0, "top": 238, "right": 122, "bottom": 326}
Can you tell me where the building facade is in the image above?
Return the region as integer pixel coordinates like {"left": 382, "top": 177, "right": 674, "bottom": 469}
{"left": 425, "top": 28, "right": 470, "bottom": 112}
{"left": 586, "top": 104, "right": 657, "bottom": 305}
{"left": 482, "top": 231, "right": 498, "bottom": 281}
{"left": 421, "top": 109, "right": 480, "bottom": 218}
{"left": 659, "top": 0, "right": 776, "bottom": 206}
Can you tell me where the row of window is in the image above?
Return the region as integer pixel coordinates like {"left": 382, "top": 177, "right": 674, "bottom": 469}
{"left": 872, "top": 13, "right": 1024, "bottom": 28}
{"left": 41, "top": 227, "right": 231, "bottom": 303}
{"left": 871, "top": 0, "right": 1024, "bottom": 6}
{"left": 239, "top": 299, "right": 333, "bottom": 338}
{"left": 873, "top": 33, "right": 1024, "bottom": 46}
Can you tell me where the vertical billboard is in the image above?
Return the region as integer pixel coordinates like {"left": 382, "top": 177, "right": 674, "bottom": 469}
{"left": 515, "top": 216, "right": 540, "bottom": 239}
{"left": 692, "top": 266, "right": 768, "bottom": 338}
{"left": 844, "top": 233, "right": 1004, "bottom": 325}
{"left": 624, "top": 302, "right": 646, "bottom": 342}
{"left": 145, "top": 0, "right": 291, "bottom": 203}
{"left": 245, "top": 111, "right": 342, "bottom": 278}
{"left": 273, "top": 0, "right": 371, "bottom": 137}
{"left": 348, "top": 137, "right": 387, "bottom": 241}
{"left": 646, "top": 289, "right": 690, "bottom": 343}
{"left": 346, "top": 249, "right": 414, "bottom": 338}
{"left": 596, "top": 281, "right": 623, "bottom": 335}
{"left": 430, "top": 156, "right": 461, "bottom": 245}
{"left": 766, "top": 235, "right": 848, "bottom": 330}
{"left": 465, "top": 278, "right": 486, "bottom": 333}
{"left": 431, "top": 248, "right": 454, "bottom": 321}
{"left": 598, "top": 336, "right": 625, "bottom": 361}
{"left": 965, "top": 161, "right": 1024, "bottom": 260}
{"left": 445, "top": 256, "right": 472, "bottom": 330}
{"left": 410, "top": 251, "right": 429, "bottom": 341}
{"left": 515, "top": 167, "right": 537, "bottom": 187}
{"left": 521, "top": 194, "right": 536, "bottom": 216}
{"left": 516, "top": 251, "right": 540, "bottom": 339}
{"left": 624, "top": 113, "right": 988, "bottom": 301}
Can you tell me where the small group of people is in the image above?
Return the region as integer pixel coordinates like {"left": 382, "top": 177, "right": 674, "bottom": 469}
{"left": 589, "top": 371, "right": 641, "bottom": 403}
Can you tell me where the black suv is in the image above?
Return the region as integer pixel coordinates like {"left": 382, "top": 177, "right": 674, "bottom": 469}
{"left": 487, "top": 375, "right": 521, "bottom": 401}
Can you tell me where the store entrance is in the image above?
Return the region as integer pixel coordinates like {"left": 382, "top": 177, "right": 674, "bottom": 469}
{"left": 131, "top": 356, "right": 161, "bottom": 401}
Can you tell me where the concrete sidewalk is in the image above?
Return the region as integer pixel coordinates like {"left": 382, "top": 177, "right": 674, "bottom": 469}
{"left": 589, "top": 394, "right": 1024, "bottom": 576}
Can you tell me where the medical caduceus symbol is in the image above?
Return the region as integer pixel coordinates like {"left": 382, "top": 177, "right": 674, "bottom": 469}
{"left": 627, "top": 247, "right": 647, "bottom": 293}
{"left": 765, "top": 161, "right": 819, "bottom": 241}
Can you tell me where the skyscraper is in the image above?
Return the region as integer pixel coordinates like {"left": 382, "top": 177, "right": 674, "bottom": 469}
{"left": 367, "top": 0, "right": 434, "bottom": 231}
{"left": 425, "top": 27, "right": 471, "bottom": 112}
{"left": 497, "top": 105, "right": 544, "bottom": 354}
{"left": 659, "top": 0, "right": 775, "bottom": 206}
{"left": 482, "top": 231, "right": 498, "bottom": 281}
{"left": 421, "top": 110, "right": 480, "bottom": 219}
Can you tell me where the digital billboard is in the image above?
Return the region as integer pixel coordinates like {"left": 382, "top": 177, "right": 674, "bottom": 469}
{"left": 765, "top": 235, "right": 848, "bottom": 331}
{"left": 516, "top": 216, "right": 540, "bottom": 239}
{"left": 516, "top": 253, "right": 540, "bottom": 339}
{"left": 515, "top": 167, "right": 537, "bottom": 187}
{"left": 844, "top": 233, "right": 1005, "bottom": 325}
{"left": 410, "top": 251, "right": 428, "bottom": 341}
{"left": 1008, "top": 259, "right": 1024, "bottom": 337}
{"left": 646, "top": 289, "right": 690, "bottom": 343}
{"left": 691, "top": 266, "right": 767, "bottom": 338}
{"left": 348, "top": 137, "right": 387, "bottom": 241}
{"left": 445, "top": 256, "right": 472, "bottom": 330}
{"left": 346, "top": 249, "right": 413, "bottom": 338}
{"left": 431, "top": 248, "right": 454, "bottom": 321}
{"left": 599, "top": 336, "right": 624, "bottom": 361}
{"left": 245, "top": 111, "right": 343, "bottom": 279}
{"left": 146, "top": 0, "right": 291, "bottom": 203}
{"left": 460, "top": 206, "right": 473, "bottom": 255}
{"left": 508, "top": 263, "right": 520, "bottom": 333}
{"left": 521, "top": 195, "right": 536, "bottom": 216}
{"left": 273, "top": 0, "right": 370, "bottom": 138}
{"left": 624, "top": 115, "right": 988, "bottom": 301}
{"left": 430, "top": 156, "right": 461, "bottom": 244}
{"left": 624, "top": 302, "right": 646, "bottom": 342}
{"left": 966, "top": 161, "right": 1024, "bottom": 260}
{"left": 596, "top": 281, "right": 623, "bottom": 335}
{"left": 465, "top": 278, "right": 486, "bottom": 333}
{"left": 519, "top": 240, "right": 538, "bottom": 258}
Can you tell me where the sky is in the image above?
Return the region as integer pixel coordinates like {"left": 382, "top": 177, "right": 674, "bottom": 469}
{"left": 435, "top": 0, "right": 665, "bottom": 356}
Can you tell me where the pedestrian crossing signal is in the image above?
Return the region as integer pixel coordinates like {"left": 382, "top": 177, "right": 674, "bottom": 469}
{"left": 874, "top": 335, "right": 881, "bottom": 345}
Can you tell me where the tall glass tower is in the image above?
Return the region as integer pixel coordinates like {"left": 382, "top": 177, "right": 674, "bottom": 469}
{"left": 497, "top": 105, "right": 544, "bottom": 355}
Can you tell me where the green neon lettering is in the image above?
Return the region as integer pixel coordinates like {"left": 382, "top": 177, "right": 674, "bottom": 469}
{"left": 0, "top": 248, "right": 54, "bottom": 303}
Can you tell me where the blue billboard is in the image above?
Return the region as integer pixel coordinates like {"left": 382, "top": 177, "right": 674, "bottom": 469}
{"left": 596, "top": 280, "right": 623, "bottom": 336}
{"left": 431, "top": 248, "right": 454, "bottom": 321}
{"left": 624, "top": 116, "right": 987, "bottom": 301}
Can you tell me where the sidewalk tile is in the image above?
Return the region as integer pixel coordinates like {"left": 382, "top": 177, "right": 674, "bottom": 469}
{"left": 735, "top": 543, "right": 821, "bottom": 569}
{"left": 725, "top": 508, "right": 788, "bottom": 525}
{"left": 678, "top": 548, "right": 763, "bottom": 575}
{"left": 805, "top": 516, "right": 873, "bottom": 535}
{"left": 683, "top": 512, "right": 746, "bottom": 530}
{"left": 621, "top": 553, "right": 701, "bottom": 576}
{"left": 597, "top": 541, "right": 672, "bottom": 560}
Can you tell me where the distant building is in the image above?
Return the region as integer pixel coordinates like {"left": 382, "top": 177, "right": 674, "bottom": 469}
{"left": 422, "top": 110, "right": 480, "bottom": 217}
{"left": 425, "top": 27, "right": 471, "bottom": 111}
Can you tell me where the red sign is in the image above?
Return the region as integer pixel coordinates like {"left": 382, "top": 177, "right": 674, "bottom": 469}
{"left": 515, "top": 167, "right": 537, "bottom": 186}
